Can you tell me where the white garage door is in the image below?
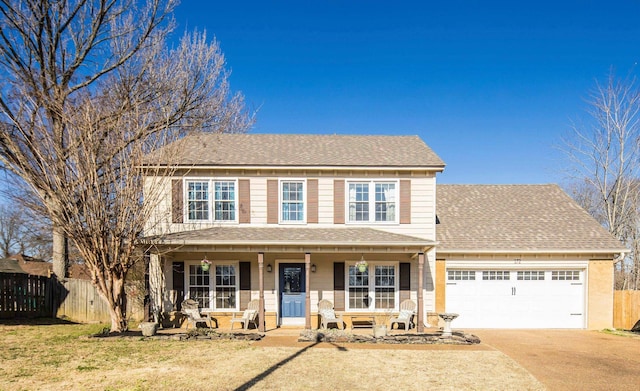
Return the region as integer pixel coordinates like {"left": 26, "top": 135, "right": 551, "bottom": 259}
{"left": 445, "top": 269, "right": 585, "bottom": 329}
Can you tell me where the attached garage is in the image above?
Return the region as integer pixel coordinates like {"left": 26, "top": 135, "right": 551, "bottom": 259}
{"left": 445, "top": 267, "right": 585, "bottom": 328}
{"left": 435, "top": 185, "right": 628, "bottom": 330}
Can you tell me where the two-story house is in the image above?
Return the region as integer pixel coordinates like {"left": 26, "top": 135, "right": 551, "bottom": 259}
{"left": 144, "top": 133, "right": 626, "bottom": 331}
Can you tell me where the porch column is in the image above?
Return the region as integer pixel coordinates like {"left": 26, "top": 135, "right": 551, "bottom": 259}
{"left": 149, "top": 253, "right": 164, "bottom": 323}
{"left": 258, "top": 252, "right": 265, "bottom": 332}
{"left": 417, "top": 252, "right": 425, "bottom": 333}
{"left": 305, "top": 252, "right": 311, "bottom": 329}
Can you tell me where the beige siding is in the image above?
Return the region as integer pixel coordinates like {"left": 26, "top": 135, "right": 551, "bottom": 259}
{"left": 146, "top": 171, "right": 437, "bottom": 237}
{"left": 319, "top": 176, "right": 436, "bottom": 240}
{"left": 249, "top": 177, "right": 268, "bottom": 224}
{"left": 318, "top": 178, "right": 335, "bottom": 224}
{"left": 143, "top": 176, "right": 172, "bottom": 236}
{"left": 374, "top": 176, "right": 436, "bottom": 240}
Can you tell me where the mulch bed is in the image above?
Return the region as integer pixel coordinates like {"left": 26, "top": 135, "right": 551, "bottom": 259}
{"left": 298, "top": 329, "right": 481, "bottom": 344}
{"left": 87, "top": 329, "right": 265, "bottom": 341}
{"left": 86, "top": 328, "right": 480, "bottom": 345}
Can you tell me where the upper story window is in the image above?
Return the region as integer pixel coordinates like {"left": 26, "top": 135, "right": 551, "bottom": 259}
{"left": 214, "top": 181, "right": 236, "bottom": 221}
{"left": 186, "top": 179, "right": 237, "bottom": 223}
{"left": 280, "top": 180, "right": 305, "bottom": 223}
{"left": 347, "top": 181, "right": 397, "bottom": 223}
{"left": 187, "top": 181, "right": 209, "bottom": 221}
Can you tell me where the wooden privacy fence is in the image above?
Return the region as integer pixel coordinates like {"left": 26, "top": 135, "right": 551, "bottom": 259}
{"left": 0, "top": 272, "right": 53, "bottom": 318}
{"left": 614, "top": 290, "right": 640, "bottom": 330}
{"left": 0, "top": 272, "right": 144, "bottom": 323}
{"left": 55, "top": 278, "right": 144, "bottom": 323}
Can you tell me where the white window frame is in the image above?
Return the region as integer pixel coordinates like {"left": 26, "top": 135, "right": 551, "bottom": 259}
{"left": 345, "top": 262, "right": 399, "bottom": 311}
{"left": 185, "top": 180, "right": 210, "bottom": 222}
{"left": 279, "top": 179, "right": 306, "bottom": 224}
{"left": 517, "top": 271, "right": 545, "bottom": 281}
{"left": 448, "top": 270, "right": 476, "bottom": 280}
{"left": 184, "top": 178, "right": 239, "bottom": 224}
{"left": 212, "top": 262, "right": 240, "bottom": 311}
{"left": 551, "top": 270, "right": 581, "bottom": 281}
{"left": 345, "top": 180, "right": 399, "bottom": 224}
{"left": 186, "top": 262, "right": 212, "bottom": 309}
{"left": 185, "top": 261, "right": 240, "bottom": 311}
{"left": 482, "top": 270, "right": 511, "bottom": 280}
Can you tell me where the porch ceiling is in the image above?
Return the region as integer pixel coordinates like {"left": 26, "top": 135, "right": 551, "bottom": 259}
{"left": 143, "top": 226, "right": 436, "bottom": 254}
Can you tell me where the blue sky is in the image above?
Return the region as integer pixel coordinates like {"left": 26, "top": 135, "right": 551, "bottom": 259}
{"left": 173, "top": 1, "right": 640, "bottom": 184}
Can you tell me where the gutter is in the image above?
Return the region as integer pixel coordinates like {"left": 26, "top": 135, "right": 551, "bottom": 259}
{"left": 150, "top": 239, "right": 437, "bottom": 248}
{"left": 438, "top": 248, "right": 629, "bottom": 255}
{"left": 140, "top": 164, "right": 446, "bottom": 172}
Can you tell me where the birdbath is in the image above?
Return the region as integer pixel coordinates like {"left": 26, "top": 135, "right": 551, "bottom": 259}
{"left": 438, "top": 313, "right": 459, "bottom": 338}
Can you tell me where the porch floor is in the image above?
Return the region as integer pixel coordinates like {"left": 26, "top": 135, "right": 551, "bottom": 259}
{"left": 154, "top": 324, "right": 443, "bottom": 337}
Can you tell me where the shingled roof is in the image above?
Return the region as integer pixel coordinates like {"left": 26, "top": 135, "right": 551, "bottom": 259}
{"left": 150, "top": 226, "right": 434, "bottom": 250}
{"left": 0, "top": 258, "right": 28, "bottom": 274}
{"left": 436, "top": 184, "right": 627, "bottom": 254}
{"left": 145, "top": 133, "right": 445, "bottom": 169}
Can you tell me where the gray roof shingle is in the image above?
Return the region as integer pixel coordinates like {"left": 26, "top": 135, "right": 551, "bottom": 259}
{"left": 436, "top": 184, "right": 627, "bottom": 253}
{"left": 145, "top": 133, "right": 445, "bottom": 168}
{"left": 151, "top": 226, "right": 433, "bottom": 249}
{"left": 0, "top": 258, "right": 28, "bottom": 273}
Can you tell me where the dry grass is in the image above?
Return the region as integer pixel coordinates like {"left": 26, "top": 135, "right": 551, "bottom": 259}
{"left": 0, "top": 322, "right": 544, "bottom": 391}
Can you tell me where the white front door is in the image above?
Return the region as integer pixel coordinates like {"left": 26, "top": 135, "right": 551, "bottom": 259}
{"left": 445, "top": 269, "right": 585, "bottom": 329}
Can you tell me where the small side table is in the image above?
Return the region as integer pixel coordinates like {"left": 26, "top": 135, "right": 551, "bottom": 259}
{"left": 349, "top": 315, "right": 376, "bottom": 330}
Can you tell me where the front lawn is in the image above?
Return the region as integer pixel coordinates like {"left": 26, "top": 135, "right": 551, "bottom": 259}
{"left": 0, "top": 321, "right": 543, "bottom": 390}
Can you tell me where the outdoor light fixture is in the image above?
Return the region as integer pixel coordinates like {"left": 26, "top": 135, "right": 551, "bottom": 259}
{"left": 266, "top": 264, "right": 272, "bottom": 273}
{"left": 311, "top": 264, "right": 316, "bottom": 273}
{"left": 356, "top": 254, "right": 368, "bottom": 272}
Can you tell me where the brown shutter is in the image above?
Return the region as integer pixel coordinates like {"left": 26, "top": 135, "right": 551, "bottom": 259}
{"left": 239, "top": 261, "right": 251, "bottom": 309}
{"left": 307, "top": 179, "right": 318, "bottom": 224}
{"left": 238, "top": 179, "right": 251, "bottom": 224}
{"left": 172, "top": 262, "right": 185, "bottom": 310}
{"left": 399, "top": 262, "right": 411, "bottom": 302}
{"left": 400, "top": 180, "right": 411, "bottom": 224}
{"left": 267, "top": 179, "right": 278, "bottom": 224}
{"left": 333, "top": 180, "right": 345, "bottom": 224}
{"left": 172, "top": 179, "right": 183, "bottom": 223}
{"left": 333, "top": 262, "right": 345, "bottom": 311}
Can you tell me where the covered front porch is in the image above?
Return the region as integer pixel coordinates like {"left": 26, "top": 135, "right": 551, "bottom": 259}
{"left": 147, "top": 226, "right": 437, "bottom": 333}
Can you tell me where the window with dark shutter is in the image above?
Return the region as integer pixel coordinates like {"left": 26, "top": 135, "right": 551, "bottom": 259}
{"left": 307, "top": 179, "right": 318, "bottom": 224}
{"left": 172, "top": 179, "right": 183, "bottom": 223}
{"left": 333, "top": 262, "right": 345, "bottom": 310}
{"left": 400, "top": 180, "right": 411, "bottom": 224}
{"left": 172, "top": 262, "right": 185, "bottom": 310}
{"left": 238, "top": 179, "right": 251, "bottom": 224}
{"left": 239, "top": 261, "right": 251, "bottom": 309}
{"left": 399, "top": 262, "right": 411, "bottom": 302}
{"left": 267, "top": 180, "right": 278, "bottom": 224}
{"left": 333, "top": 180, "right": 345, "bottom": 224}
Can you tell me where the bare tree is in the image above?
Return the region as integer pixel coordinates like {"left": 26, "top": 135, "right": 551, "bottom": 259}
{"left": 0, "top": 1, "right": 252, "bottom": 331}
{"left": 562, "top": 70, "right": 640, "bottom": 289}
{"left": 0, "top": 202, "right": 52, "bottom": 259}
{"left": 0, "top": 203, "right": 26, "bottom": 257}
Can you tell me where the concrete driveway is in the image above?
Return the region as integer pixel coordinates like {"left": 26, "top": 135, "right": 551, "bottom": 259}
{"left": 474, "top": 330, "right": 640, "bottom": 391}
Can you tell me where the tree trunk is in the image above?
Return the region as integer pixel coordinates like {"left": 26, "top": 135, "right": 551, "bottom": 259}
{"left": 100, "top": 273, "right": 129, "bottom": 332}
{"left": 52, "top": 224, "right": 68, "bottom": 279}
